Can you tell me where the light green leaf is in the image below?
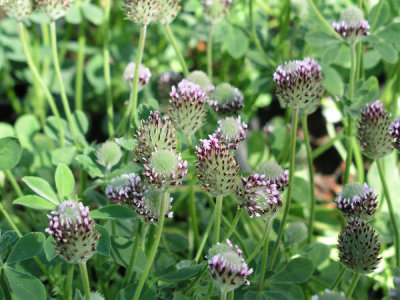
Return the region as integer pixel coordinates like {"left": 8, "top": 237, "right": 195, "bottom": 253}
{"left": 0, "top": 137, "right": 22, "bottom": 170}
{"left": 89, "top": 205, "right": 136, "bottom": 220}
{"left": 13, "top": 195, "right": 57, "bottom": 210}
{"left": 95, "top": 225, "right": 110, "bottom": 257}
{"left": 43, "top": 236, "right": 57, "bottom": 262}
{"left": 75, "top": 154, "right": 104, "bottom": 178}
{"left": 0, "top": 230, "right": 18, "bottom": 252}
{"left": 14, "top": 114, "right": 40, "bottom": 150}
{"left": 22, "top": 176, "right": 59, "bottom": 205}
{"left": 55, "top": 163, "right": 75, "bottom": 199}
{"left": 375, "top": 42, "right": 398, "bottom": 64}
{"left": 0, "top": 123, "right": 15, "bottom": 138}
{"left": 51, "top": 147, "right": 77, "bottom": 165}
{"left": 223, "top": 26, "right": 249, "bottom": 59}
{"left": 4, "top": 266, "right": 46, "bottom": 300}
{"left": 82, "top": 3, "right": 105, "bottom": 25}
{"left": 322, "top": 65, "right": 344, "bottom": 96}
{"left": 7, "top": 232, "right": 45, "bottom": 264}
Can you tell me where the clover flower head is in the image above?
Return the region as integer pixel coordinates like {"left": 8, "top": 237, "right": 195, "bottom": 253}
{"left": 337, "top": 218, "right": 381, "bottom": 274}
{"left": 202, "top": 0, "right": 232, "bottom": 24}
{"left": 106, "top": 173, "right": 146, "bottom": 206}
{"left": 45, "top": 200, "right": 100, "bottom": 264}
{"left": 122, "top": 0, "right": 161, "bottom": 25}
{"left": 34, "top": 0, "right": 73, "bottom": 20}
{"left": 158, "top": 0, "right": 181, "bottom": 25}
{"left": 389, "top": 118, "right": 400, "bottom": 152}
{"left": 214, "top": 116, "right": 247, "bottom": 150}
{"left": 135, "top": 185, "right": 174, "bottom": 222}
{"left": 257, "top": 161, "right": 289, "bottom": 192}
{"left": 134, "top": 111, "right": 176, "bottom": 161}
{"left": 123, "top": 62, "right": 151, "bottom": 91}
{"left": 195, "top": 135, "right": 239, "bottom": 196}
{"left": 357, "top": 100, "right": 393, "bottom": 159}
{"left": 207, "top": 239, "right": 253, "bottom": 294}
{"left": 332, "top": 7, "right": 370, "bottom": 43}
{"left": 237, "top": 173, "right": 282, "bottom": 219}
{"left": 143, "top": 149, "right": 188, "bottom": 189}
{"left": 335, "top": 182, "right": 378, "bottom": 222}
{"left": 168, "top": 79, "right": 208, "bottom": 136}
{"left": 208, "top": 83, "right": 244, "bottom": 116}
{"left": 186, "top": 70, "right": 214, "bottom": 93}
{"left": 273, "top": 58, "right": 323, "bottom": 110}
{"left": 1, "top": 0, "right": 32, "bottom": 20}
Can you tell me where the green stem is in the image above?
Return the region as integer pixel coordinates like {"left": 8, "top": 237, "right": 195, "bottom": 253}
{"left": 377, "top": 159, "right": 400, "bottom": 267}
{"left": 345, "top": 272, "right": 360, "bottom": 298}
{"left": 164, "top": 24, "right": 189, "bottom": 77}
{"left": 145, "top": 224, "right": 156, "bottom": 257}
{"left": 5, "top": 170, "right": 23, "bottom": 197}
{"left": 214, "top": 195, "right": 223, "bottom": 244}
{"left": 370, "top": 0, "right": 383, "bottom": 31}
{"left": 65, "top": 264, "right": 74, "bottom": 300}
{"left": 195, "top": 210, "right": 216, "bottom": 263}
{"left": 330, "top": 266, "right": 346, "bottom": 289}
{"left": 49, "top": 21, "right": 80, "bottom": 148}
{"left": 312, "top": 131, "right": 345, "bottom": 159}
{"left": 75, "top": 0, "right": 86, "bottom": 111}
{"left": 17, "top": 22, "right": 65, "bottom": 147}
{"left": 123, "top": 222, "right": 143, "bottom": 287}
{"left": 221, "top": 291, "right": 227, "bottom": 300}
{"left": 258, "top": 221, "right": 271, "bottom": 290}
{"left": 268, "top": 109, "right": 299, "bottom": 270}
{"left": 186, "top": 135, "right": 193, "bottom": 148}
{"left": 306, "top": 0, "right": 345, "bottom": 42}
{"left": 352, "top": 139, "right": 364, "bottom": 183}
{"left": 189, "top": 184, "right": 200, "bottom": 249}
{"left": 133, "top": 191, "right": 168, "bottom": 300}
{"left": 205, "top": 282, "right": 214, "bottom": 300}
{"left": 0, "top": 203, "right": 22, "bottom": 236}
{"left": 103, "top": 0, "right": 114, "bottom": 138}
{"left": 302, "top": 115, "right": 316, "bottom": 244}
{"left": 207, "top": 24, "right": 214, "bottom": 81}
{"left": 79, "top": 263, "right": 91, "bottom": 300}
{"left": 223, "top": 209, "right": 241, "bottom": 240}
{"left": 246, "top": 219, "right": 271, "bottom": 264}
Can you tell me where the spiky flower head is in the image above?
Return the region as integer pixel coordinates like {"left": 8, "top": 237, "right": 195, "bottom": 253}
{"left": 122, "top": 0, "right": 160, "bottom": 25}
{"left": 186, "top": 70, "right": 214, "bottom": 93}
{"left": 237, "top": 173, "right": 282, "bottom": 219}
{"left": 273, "top": 58, "right": 323, "bottom": 110}
{"left": 357, "top": 100, "right": 393, "bottom": 159}
{"left": 311, "top": 290, "right": 346, "bottom": 300}
{"left": 195, "top": 136, "right": 239, "bottom": 197}
{"left": 134, "top": 111, "right": 176, "bottom": 161}
{"left": 332, "top": 7, "right": 370, "bottom": 44}
{"left": 45, "top": 201, "right": 100, "bottom": 264}
{"left": 1, "top": 0, "right": 32, "bottom": 20}
{"left": 158, "top": 0, "right": 180, "bottom": 25}
{"left": 208, "top": 83, "right": 244, "bottom": 116}
{"left": 168, "top": 79, "right": 208, "bottom": 136}
{"left": 337, "top": 218, "right": 381, "bottom": 274}
{"left": 135, "top": 185, "right": 174, "bottom": 222}
{"left": 214, "top": 116, "right": 247, "bottom": 150}
{"left": 202, "top": 0, "right": 232, "bottom": 24}
{"left": 389, "top": 118, "right": 400, "bottom": 152}
{"left": 257, "top": 161, "right": 289, "bottom": 192}
{"left": 207, "top": 239, "right": 253, "bottom": 294}
{"left": 123, "top": 62, "right": 151, "bottom": 91}
{"left": 143, "top": 149, "right": 188, "bottom": 189}
{"left": 335, "top": 182, "right": 378, "bottom": 222}
{"left": 34, "top": 0, "right": 73, "bottom": 20}
{"left": 96, "top": 141, "right": 122, "bottom": 169}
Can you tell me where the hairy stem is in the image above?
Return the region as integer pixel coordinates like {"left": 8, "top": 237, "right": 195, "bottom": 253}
{"left": 246, "top": 219, "right": 271, "bottom": 264}
{"left": 164, "top": 24, "right": 189, "bottom": 76}
{"left": 345, "top": 272, "right": 360, "bottom": 298}
{"left": 79, "top": 263, "right": 91, "bottom": 300}
{"left": 330, "top": 266, "right": 346, "bottom": 290}
{"left": 195, "top": 210, "right": 216, "bottom": 263}
{"left": 207, "top": 24, "right": 214, "bottom": 81}
{"left": 214, "top": 195, "right": 224, "bottom": 243}
{"left": 123, "top": 222, "right": 143, "bottom": 287}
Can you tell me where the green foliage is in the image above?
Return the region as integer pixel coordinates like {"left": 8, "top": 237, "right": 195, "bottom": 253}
{"left": 0, "top": 137, "right": 22, "bottom": 170}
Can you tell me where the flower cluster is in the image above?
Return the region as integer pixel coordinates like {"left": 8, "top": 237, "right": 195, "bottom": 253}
{"left": 0, "top": 0, "right": 32, "bottom": 20}
{"left": 195, "top": 135, "right": 239, "bottom": 196}
{"left": 207, "top": 239, "right": 253, "bottom": 294}
{"left": 332, "top": 7, "right": 370, "bottom": 43}
{"left": 208, "top": 83, "right": 244, "bottom": 116}
{"left": 257, "top": 161, "right": 289, "bottom": 192}
{"left": 45, "top": 201, "right": 100, "bottom": 264}
{"left": 214, "top": 116, "right": 247, "bottom": 150}
{"left": 168, "top": 79, "right": 208, "bottom": 136}
{"left": 335, "top": 182, "right": 378, "bottom": 222}
{"left": 389, "top": 118, "right": 400, "bottom": 151}
{"left": 357, "top": 100, "right": 393, "bottom": 159}
{"left": 123, "top": 62, "right": 151, "bottom": 91}
{"left": 273, "top": 58, "right": 323, "bottom": 110}
{"left": 237, "top": 173, "right": 282, "bottom": 219}
{"left": 34, "top": 0, "right": 73, "bottom": 20}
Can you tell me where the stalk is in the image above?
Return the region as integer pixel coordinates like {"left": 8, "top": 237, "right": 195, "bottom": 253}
{"left": 194, "top": 211, "right": 216, "bottom": 263}
{"left": 330, "top": 266, "right": 346, "bottom": 289}
{"left": 345, "top": 272, "right": 360, "bottom": 298}
{"left": 268, "top": 109, "right": 299, "bottom": 269}
{"left": 133, "top": 191, "right": 168, "bottom": 300}
{"left": 65, "top": 264, "right": 74, "bottom": 300}
{"left": 75, "top": 0, "right": 86, "bottom": 111}
{"left": 246, "top": 219, "right": 271, "bottom": 264}
{"left": 189, "top": 184, "right": 200, "bottom": 248}
{"left": 122, "top": 222, "right": 143, "bottom": 287}
{"left": 164, "top": 24, "right": 189, "bottom": 76}
{"left": 49, "top": 21, "right": 80, "bottom": 148}
{"left": 5, "top": 170, "right": 23, "bottom": 197}
{"left": 258, "top": 221, "right": 272, "bottom": 290}
{"left": 79, "top": 263, "right": 91, "bottom": 300}
{"left": 207, "top": 24, "right": 214, "bottom": 80}
{"left": 312, "top": 131, "right": 345, "bottom": 159}
{"left": 17, "top": 22, "right": 65, "bottom": 147}
{"left": 214, "top": 195, "right": 224, "bottom": 243}
{"left": 223, "top": 209, "right": 241, "bottom": 240}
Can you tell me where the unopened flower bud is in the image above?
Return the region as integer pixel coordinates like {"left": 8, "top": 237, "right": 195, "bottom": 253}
{"left": 123, "top": 62, "right": 151, "bottom": 91}
{"left": 208, "top": 83, "right": 244, "bottom": 116}
{"left": 186, "top": 70, "right": 214, "bottom": 93}
{"left": 332, "top": 7, "right": 370, "bottom": 44}
{"left": 96, "top": 141, "right": 122, "bottom": 169}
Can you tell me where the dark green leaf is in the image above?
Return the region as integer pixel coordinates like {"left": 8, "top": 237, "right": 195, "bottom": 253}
{"left": 7, "top": 232, "right": 45, "bottom": 264}
{"left": 4, "top": 266, "right": 46, "bottom": 300}
{"left": 375, "top": 42, "right": 398, "bottom": 64}
{"left": 95, "top": 225, "right": 111, "bottom": 257}
{"left": 75, "top": 154, "right": 104, "bottom": 178}
{"left": 223, "top": 26, "right": 249, "bottom": 59}
{"left": 158, "top": 264, "right": 205, "bottom": 282}
{"left": 0, "top": 137, "right": 22, "bottom": 170}
{"left": 89, "top": 205, "right": 136, "bottom": 220}
{"left": 299, "top": 242, "right": 330, "bottom": 267}
{"left": 116, "top": 284, "right": 157, "bottom": 300}
{"left": 305, "top": 31, "right": 340, "bottom": 47}
{"left": 0, "top": 231, "right": 18, "bottom": 253}
{"left": 270, "top": 257, "right": 314, "bottom": 283}
{"left": 43, "top": 236, "right": 57, "bottom": 262}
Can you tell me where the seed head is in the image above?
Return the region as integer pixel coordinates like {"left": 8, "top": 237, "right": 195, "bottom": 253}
{"left": 273, "top": 58, "right": 323, "bottom": 110}
{"left": 332, "top": 7, "right": 370, "bottom": 44}
{"left": 134, "top": 111, "right": 176, "bottom": 161}
{"left": 208, "top": 83, "right": 244, "bottom": 116}
{"left": 34, "top": 0, "right": 73, "bottom": 20}
{"left": 45, "top": 201, "right": 100, "bottom": 264}
{"left": 123, "top": 62, "right": 151, "bottom": 91}
{"left": 214, "top": 116, "right": 247, "bottom": 150}
{"left": 195, "top": 135, "right": 239, "bottom": 197}
{"left": 207, "top": 239, "right": 253, "bottom": 294}
{"left": 337, "top": 218, "right": 381, "bottom": 274}
{"left": 186, "top": 70, "right": 214, "bottom": 93}
{"left": 158, "top": 0, "right": 181, "bottom": 25}
{"left": 257, "top": 161, "right": 289, "bottom": 192}
{"left": 1, "top": 0, "right": 32, "bottom": 20}
{"left": 335, "top": 182, "right": 378, "bottom": 222}
{"left": 96, "top": 141, "right": 122, "bottom": 169}
{"left": 389, "top": 118, "right": 400, "bottom": 152}
{"left": 122, "top": 0, "right": 161, "bottom": 25}
{"left": 357, "top": 100, "right": 393, "bottom": 159}
{"left": 168, "top": 79, "right": 208, "bottom": 136}
{"left": 237, "top": 173, "right": 282, "bottom": 219}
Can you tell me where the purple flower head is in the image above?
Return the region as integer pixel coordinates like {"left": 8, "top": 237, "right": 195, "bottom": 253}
{"left": 257, "top": 161, "right": 289, "bottom": 192}
{"left": 195, "top": 135, "right": 239, "bottom": 196}
{"left": 45, "top": 200, "right": 100, "bottom": 264}
{"left": 273, "top": 58, "right": 323, "bottom": 110}
{"left": 207, "top": 239, "right": 253, "bottom": 294}
{"left": 208, "top": 83, "right": 244, "bottom": 116}
{"left": 332, "top": 7, "right": 369, "bottom": 43}
{"left": 186, "top": 70, "right": 214, "bottom": 93}
{"left": 214, "top": 116, "right": 247, "bottom": 150}
{"left": 123, "top": 62, "right": 151, "bottom": 90}
{"left": 168, "top": 79, "right": 208, "bottom": 136}
{"left": 389, "top": 118, "right": 400, "bottom": 151}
